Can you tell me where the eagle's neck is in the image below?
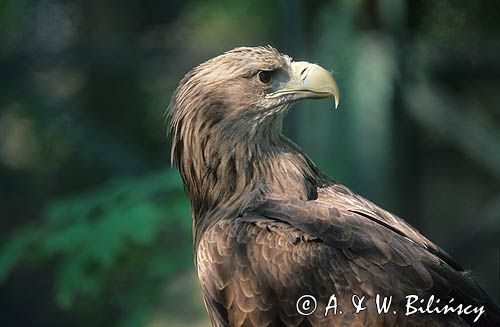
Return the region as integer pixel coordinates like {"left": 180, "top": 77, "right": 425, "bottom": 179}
{"left": 172, "top": 112, "right": 322, "bottom": 240}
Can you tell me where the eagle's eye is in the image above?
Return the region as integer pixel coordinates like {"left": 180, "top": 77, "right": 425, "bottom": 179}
{"left": 257, "top": 70, "right": 273, "bottom": 84}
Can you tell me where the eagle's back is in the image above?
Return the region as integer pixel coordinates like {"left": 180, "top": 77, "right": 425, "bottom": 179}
{"left": 195, "top": 184, "right": 493, "bottom": 326}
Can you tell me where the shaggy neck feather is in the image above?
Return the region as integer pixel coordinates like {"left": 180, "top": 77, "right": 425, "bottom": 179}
{"left": 171, "top": 107, "right": 322, "bottom": 241}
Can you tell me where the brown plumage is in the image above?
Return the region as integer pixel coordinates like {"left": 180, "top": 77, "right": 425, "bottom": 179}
{"left": 168, "top": 46, "right": 499, "bottom": 326}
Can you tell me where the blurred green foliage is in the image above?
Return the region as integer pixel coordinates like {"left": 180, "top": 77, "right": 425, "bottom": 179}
{"left": 0, "top": 0, "right": 499, "bottom": 326}
{"left": 0, "top": 170, "right": 193, "bottom": 326}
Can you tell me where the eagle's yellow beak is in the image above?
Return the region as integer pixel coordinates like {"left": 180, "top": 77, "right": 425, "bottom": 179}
{"left": 266, "top": 61, "right": 340, "bottom": 109}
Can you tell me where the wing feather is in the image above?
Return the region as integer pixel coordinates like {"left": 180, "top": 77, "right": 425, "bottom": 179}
{"left": 196, "top": 185, "right": 499, "bottom": 326}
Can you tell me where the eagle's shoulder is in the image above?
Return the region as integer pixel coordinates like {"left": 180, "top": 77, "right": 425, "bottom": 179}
{"left": 317, "top": 183, "right": 463, "bottom": 271}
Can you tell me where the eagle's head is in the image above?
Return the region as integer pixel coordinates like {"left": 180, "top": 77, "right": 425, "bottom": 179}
{"left": 168, "top": 46, "right": 339, "bottom": 150}
{"left": 168, "top": 46, "right": 338, "bottom": 219}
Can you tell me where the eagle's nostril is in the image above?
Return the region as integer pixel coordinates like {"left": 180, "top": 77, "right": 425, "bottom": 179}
{"left": 300, "top": 67, "right": 308, "bottom": 80}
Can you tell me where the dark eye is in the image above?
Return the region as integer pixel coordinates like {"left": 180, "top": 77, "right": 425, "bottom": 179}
{"left": 258, "top": 70, "right": 272, "bottom": 84}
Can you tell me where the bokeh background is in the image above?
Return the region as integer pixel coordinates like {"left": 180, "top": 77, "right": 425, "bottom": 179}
{"left": 1, "top": 0, "right": 499, "bottom": 326}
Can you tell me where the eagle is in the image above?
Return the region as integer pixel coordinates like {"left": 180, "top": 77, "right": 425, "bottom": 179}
{"left": 167, "top": 46, "right": 499, "bottom": 326}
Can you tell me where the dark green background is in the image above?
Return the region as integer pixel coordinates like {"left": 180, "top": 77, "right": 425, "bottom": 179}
{"left": 1, "top": 1, "right": 499, "bottom": 326}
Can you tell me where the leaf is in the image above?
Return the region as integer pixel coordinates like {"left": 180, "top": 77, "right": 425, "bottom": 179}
{"left": 0, "top": 169, "right": 193, "bottom": 324}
